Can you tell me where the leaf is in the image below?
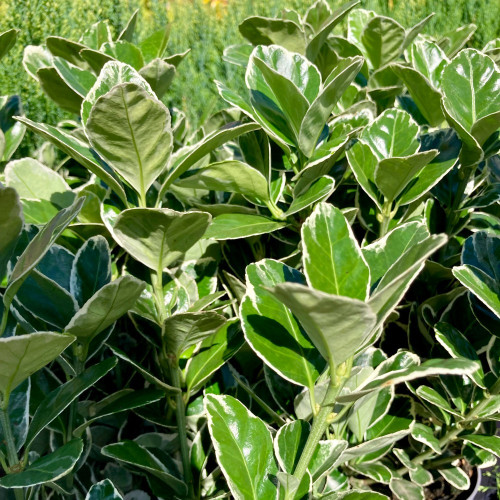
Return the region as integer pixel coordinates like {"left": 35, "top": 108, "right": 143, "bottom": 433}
{"left": 239, "top": 17, "right": 306, "bottom": 53}
{"left": 349, "top": 463, "right": 393, "bottom": 484}
{"left": 286, "top": 176, "right": 335, "bottom": 216}
{"left": 37, "top": 66, "right": 83, "bottom": 113}
{"left": 112, "top": 208, "right": 211, "bottom": 272}
{"left": 435, "top": 322, "right": 485, "bottom": 387}
{"left": 411, "top": 423, "right": 441, "bottom": 453}
{"left": 45, "top": 36, "right": 87, "bottom": 66}
{"left": 302, "top": 203, "right": 370, "bottom": 300}
{"left": 274, "top": 420, "right": 309, "bottom": 473}
{"left": 374, "top": 150, "right": 439, "bottom": 203}
{"left": 462, "top": 435, "right": 500, "bottom": 457}
{"left": 438, "top": 467, "right": 470, "bottom": 490}
{"left": 70, "top": 235, "right": 111, "bottom": 307}
{"left": 139, "top": 58, "right": 176, "bottom": 98}
{"left": 337, "top": 358, "right": 480, "bottom": 402}
{"left": 139, "top": 26, "right": 171, "bottom": 63}
{"left": 65, "top": 275, "right": 145, "bottom": 342}
{"left": 25, "top": 356, "right": 117, "bottom": 450}
{"left": 0, "top": 186, "right": 23, "bottom": 281}
{"left": 73, "top": 388, "right": 164, "bottom": 437}
{"left": 266, "top": 283, "right": 376, "bottom": 367}
{"left": 185, "top": 319, "right": 244, "bottom": 393}
{"left": 441, "top": 49, "right": 500, "bottom": 163}
{"left": 204, "top": 214, "right": 285, "bottom": 240}
{"left": 0, "top": 439, "right": 83, "bottom": 488}
{"left": 101, "top": 40, "right": 144, "bottom": 70}
{"left": 241, "top": 259, "right": 325, "bottom": 389}
{"left": 163, "top": 311, "right": 226, "bottom": 357}
{"left": 101, "top": 441, "right": 187, "bottom": 496}
{"left": 81, "top": 60, "right": 153, "bottom": 124}
{"left": 309, "top": 439, "right": 348, "bottom": 481}
{"left": 298, "top": 56, "right": 363, "bottom": 157}
{"left": 340, "top": 429, "right": 410, "bottom": 461}
{"left": 86, "top": 479, "right": 123, "bottom": 499}
{"left": 15, "top": 117, "right": 127, "bottom": 205}
{"left": 109, "top": 345, "right": 178, "bottom": 393}
{"left": 86, "top": 83, "right": 172, "bottom": 201}
{"left": 361, "top": 16, "right": 405, "bottom": 69}
{"left": 5, "top": 157, "right": 74, "bottom": 207}
{"left": 362, "top": 222, "right": 429, "bottom": 288}
{"left": 0, "top": 28, "right": 18, "bottom": 61}
{"left": 158, "top": 122, "right": 259, "bottom": 199}
{"left": 118, "top": 9, "right": 139, "bottom": 41}
{"left": 0, "top": 380, "right": 29, "bottom": 453}
{"left": 415, "top": 386, "right": 459, "bottom": 416}
{"left": 176, "top": 160, "right": 269, "bottom": 201}
{"left": 0, "top": 332, "right": 74, "bottom": 403}
{"left": 3, "top": 197, "right": 84, "bottom": 311}
{"left": 0, "top": 95, "right": 26, "bottom": 162}
{"left": 205, "top": 394, "right": 278, "bottom": 500}
{"left": 390, "top": 478, "right": 424, "bottom": 500}
{"left": 53, "top": 58, "right": 96, "bottom": 97}
{"left": 360, "top": 109, "right": 419, "bottom": 160}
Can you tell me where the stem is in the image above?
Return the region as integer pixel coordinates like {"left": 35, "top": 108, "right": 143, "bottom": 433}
{"left": 287, "top": 382, "right": 341, "bottom": 498}
{"left": 0, "top": 304, "right": 9, "bottom": 338}
{"left": 169, "top": 360, "right": 194, "bottom": 499}
{"left": 0, "top": 407, "right": 24, "bottom": 500}
{"left": 378, "top": 202, "right": 392, "bottom": 238}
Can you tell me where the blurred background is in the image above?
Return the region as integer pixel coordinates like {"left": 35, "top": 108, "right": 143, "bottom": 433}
{"left": 1, "top": 0, "right": 499, "bottom": 156}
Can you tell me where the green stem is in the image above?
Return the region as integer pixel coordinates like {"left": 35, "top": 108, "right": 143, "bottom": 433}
{"left": 0, "top": 305, "right": 9, "bottom": 338}
{"left": 287, "top": 382, "right": 341, "bottom": 498}
{"left": 169, "top": 360, "right": 194, "bottom": 499}
{"left": 0, "top": 407, "right": 24, "bottom": 500}
{"left": 378, "top": 202, "right": 393, "bottom": 238}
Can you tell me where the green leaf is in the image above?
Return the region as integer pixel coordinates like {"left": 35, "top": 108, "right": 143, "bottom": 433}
{"left": 139, "top": 58, "right": 175, "bottom": 99}
{"left": 309, "top": 439, "right": 347, "bottom": 481}
{"left": 205, "top": 394, "right": 278, "bottom": 500}
{"left": 324, "top": 492, "right": 389, "bottom": 500}
{"left": 204, "top": 214, "right": 285, "bottom": 240}
{"left": 139, "top": 26, "right": 171, "bottom": 63}
{"left": 65, "top": 275, "right": 145, "bottom": 342}
{"left": 302, "top": 203, "right": 370, "bottom": 300}
{"left": 241, "top": 259, "right": 325, "bottom": 389}
{"left": 73, "top": 388, "right": 164, "bottom": 437}
{"left": 274, "top": 420, "right": 309, "bottom": 473}
{"left": 0, "top": 95, "right": 26, "bottom": 161}
{"left": 285, "top": 176, "right": 335, "bottom": 216}
{"left": 81, "top": 60, "right": 153, "bottom": 125}
{"left": 101, "top": 40, "right": 144, "bottom": 70}
{"left": 435, "top": 322, "right": 485, "bottom": 387}
{"left": 80, "top": 20, "right": 112, "bottom": 50}
{"left": 86, "top": 479, "right": 123, "bottom": 499}
{"left": 441, "top": 49, "right": 500, "bottom": 163}
{"left": 415, "top": 385, "right": 459, "bottom": 416}
{"left": 176, "top": 160, "right": 270, "bottom": 201}
{"left": 86, "top": 82, "right": 172, "bottom": 201}
{"left": 349, "top": 463, "right": 393, "bottom": 484}
{"left": 438, "top": 467, "right": 470, "bottom": 490}
{"left": 0, "top": 332, "right": 74, "bottom": 403}
{"left": 3, "top": 197, "right": 84, "bottom": 311}
{"left": 163, "top": 311, "right": 226, "bottom": 357}
{"left": 186, "top": 319, "right": 244, "bottom": 392}
{"left": 337, "top": 358, "right": 480, "bottom": 402}
{"left": 118, "top": 9, "right": 139, "bottom": 42}
{"left": 112, "top": 208, "right": 211, "bottom": 272}
{"left": 70, "top": 235, "right": 111, "bottom": 307}
{"left": 15, "top": 117, "right": 127, "bottom": 205}
{"left": 361, "top": 109, "right": 419, "bottom": 160}
{"left": 101, "top": 441, "right": 187, "bottom": 496}
{"left": 266, "top": 283, "right": 376, "bottom": 368}
{"left": 223, "top": 44, "right": 252, "bottom": 68}
{"left": 462, "top": 435, "right": 500, "bottom": 457}
{"left": 0, "top": 28, "right": 18, "bottom": 61}
{"left": 340, "top": 429, "right": 410, "bottom": 461}
{"left": 158, "top": 122, "right": 259, "bottom": 199}
{"left": 25, "top": 356, "right": 117, "bottom": 450}
{"left": 239, "top": 17, "right": 306, "bottom": 53}
{"left": 53, "top": 57, "right": 96, "bottom": 97}
{"left": 5, "top": 157, "right": 74, "bottom": 208}
{"left": 362, "top": 221, "right": 429, "bottom": 288}
{"left": 374, "top": 150, "right": 439, "bottom": 203}
{"left": 45, "top": 36, "right": 87, "bottom": 66}
{"left": 298, "top": 56, "right": 363, "bottom": 157}
{"left": 37, "top": 66, "right": 83, "bottom": 114}
{"left": 390, "top": 478, "right": 424, "bottom": 500}
{"left": 411, "top": 422, "right": 441, "bottom": 453}
{"left": 361, "top": 16, "right": 405, "bottom": 69}
{"left": 0, "top": 439, "right": 83, "bottom": 488}
{"left": 0, "top": 186, "right": 23, "bottom": 281}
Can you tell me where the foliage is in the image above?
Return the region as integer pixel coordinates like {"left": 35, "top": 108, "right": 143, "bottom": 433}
{"left": 0, "top": 0, "right": 499, "bottom": 499}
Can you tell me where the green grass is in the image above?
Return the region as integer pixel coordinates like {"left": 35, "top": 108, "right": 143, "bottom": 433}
{"left": 1, "top": 0, "right": 499, "bottom": 156}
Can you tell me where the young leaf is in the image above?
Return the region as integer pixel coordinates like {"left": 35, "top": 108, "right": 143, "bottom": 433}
{"left": 462, "top": 435, "right": 500, "bottom": 457}
{"left": 205, "top": 394, "right": 278, "bottom": 500}
{"left": 86, "top": 83, "right": 172, "bottom": 202}
{"left": 438, "top": 467, "right": 470, "bottom": 490}
{"left": 86, "top": 479, "right": 123, "bottom": 500}
{"left": 0, "top": 186, "right": 23, "bottom": 281}
{"left": 64, "top": 275, "right": 145, "bottom": 342}
{"left": 241, "top": 259, "right": 325, "bottom": 390}
{"left": 0, "top": 439, "right": 83, "bottom": 488}
{"left": 266, "top": 283, "right": 376, "bottom": 368}
{"left": 112, "top": 208, "right": 211, "bottom": 272}
{"left": 390, "top": 478, "right": 424, "bottom": 500}
{"left": 0, "top": 332, "right": 74, "bottom": 403}
{"left": 302, "top": 202, "right": 370, "bottom": 300}
{"left": 274, "top": 420, "right": 309, "bottom": 473}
